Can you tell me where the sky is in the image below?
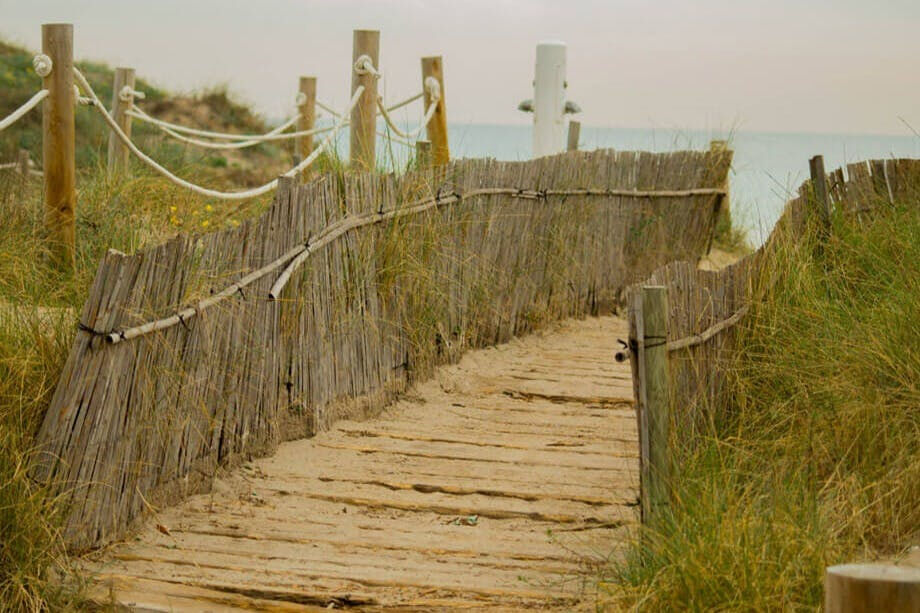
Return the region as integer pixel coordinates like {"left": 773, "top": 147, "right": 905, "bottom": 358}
{"left": 1, "top": 0, "right": 919, "bottom": 135}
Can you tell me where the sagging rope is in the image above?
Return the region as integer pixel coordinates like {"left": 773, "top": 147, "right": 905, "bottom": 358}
{"left": 74, "top": 66, "right": 363, "bottom": 201}
{"left": 0, "top": 89, "right": 49, "bottom": 132}
{"left": 125, "top": 107, "right": 331, "bottom": 150}
{"left": 377, "top": 96, "right": 438, "bottom": 140}
{"left": 125, "top": 107, "right": 302, "bottom": 141}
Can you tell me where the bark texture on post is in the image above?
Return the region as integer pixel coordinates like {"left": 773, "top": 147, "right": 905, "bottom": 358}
{"left": 567, "top": 120, "right": 580, "bottom": 152}
{"left": 42, "top": 23, "right": 76, "bottom": 270}
{"left": 107, "top": 67, "right": 135, "bottom": 174}
{"left": 810, "top": 154, "right": 832, "bottom": 227}
{"left": 640, "top": 285, "right": 670, "bottom": 523}
{"left": 350, "top": 30, "right": 379, "bottom": 171}
{"left": 297, "top": 76, "right": 316, "bottom": 181}
{"left": 421, "top": 56, "right": 449, "bottom": 166}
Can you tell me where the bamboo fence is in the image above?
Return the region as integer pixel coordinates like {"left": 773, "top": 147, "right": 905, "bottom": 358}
{"left": 626, "top": 157, "right": 920, "bottom": 518}
{"left": 34, "top": 148, "right": 731, "bottom": 550}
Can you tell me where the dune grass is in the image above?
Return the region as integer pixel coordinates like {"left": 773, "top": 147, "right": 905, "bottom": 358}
{"left": 602, "top": 194, "right": 920, "bottom": 610}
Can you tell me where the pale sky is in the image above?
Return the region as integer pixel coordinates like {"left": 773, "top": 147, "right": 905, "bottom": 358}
{"left": 2, "top": 0, "right": 918, "bottom": 135}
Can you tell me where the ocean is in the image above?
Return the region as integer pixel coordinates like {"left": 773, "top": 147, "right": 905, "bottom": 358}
{"left": 363, "top": 123, "right": 920, "bottom": 246}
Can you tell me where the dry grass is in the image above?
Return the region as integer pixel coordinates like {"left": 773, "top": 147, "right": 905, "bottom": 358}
{"left": 602, "top": 193, "right": 920, "bottom": 610}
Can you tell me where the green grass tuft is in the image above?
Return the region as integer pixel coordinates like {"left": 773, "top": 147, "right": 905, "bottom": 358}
{"left": 603, "top": 195, "right": 920, "bottom": 610}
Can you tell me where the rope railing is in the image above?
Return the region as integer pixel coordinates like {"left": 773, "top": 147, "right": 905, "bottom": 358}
{"left": 0, "top": 89, "right": 49, "bottom": 132}
{"left": 125, "top": 107, "right": 336, "bottom": 150}
{"left": 75, "top": 66, "right": 363, "bottom": 201}
{"left": 124, "top": 107, "right": 302, "bottom": 141}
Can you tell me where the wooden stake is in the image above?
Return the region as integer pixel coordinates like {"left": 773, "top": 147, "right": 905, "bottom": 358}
{"left": 107, "top": 67, "right": 135, "bottom": 174}
{"left": 18, "top": 148, "right": 31, "bottom": 177}
{"left": 421, "top": 56, "right": 449, "bottom": 166}
{"left": 42, "top": 23, "right": 76, "bottom": 270}
{"left": 350, "top": 30, "right": 379, "bottom": 171}
{"left": 809, "top": 154, "right": 832, "bottom": 227}
{"left": 415, "top": 140, "right": 431, "bottom": 169}
{"left": 567, "top": 120, "right": 580, "bottom": 152}
{"left": 825, "top": 564, "right": 920, "bottom": 612}
{"left": 640, "top": 285, "right": 670, "bottom": 523}
{"left": 709, "top": 139, "right": 731, "bottom": 236}
{"left": 297, "top": 76, "right": 316, "bottom": 181}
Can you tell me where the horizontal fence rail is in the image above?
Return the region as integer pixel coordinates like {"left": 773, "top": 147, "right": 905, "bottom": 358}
{"left": 34, "top": 148, "right": 731, "bottom": 550}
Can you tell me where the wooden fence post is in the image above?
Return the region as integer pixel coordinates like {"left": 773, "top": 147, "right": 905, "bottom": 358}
{"left": 415, "top": 139, "right": 431, "bottom": 169}
{"left": 710, "top": 139, "right": 731, "bottom": 231}
{"left": 107, "top": 67, "right": 135, "bottom": 174}
{"left": 825, "top": 564, "right": 920, "bottom": 612}
{"left": 18, "top": 148, "right": 31, "bottom": 178}
{"left": 297, "top": 76, "right": 316, "bottom": 181}
{"left": 567, "top": 120, "right": 580, "bottom": 152}
{"left": 421, "top": 56, "right": 449, "bottom": 166}
{"left": 350, "top": 29, "right": 379, "bottom": 171}
{"left": 810, "top": 154, "right": 832, "bottom": 227}
{"left": 640, "top": 285, "right": 671, "bottom": 523}
{"left": 42, "top": 23, "right": 76, "bottom": 270}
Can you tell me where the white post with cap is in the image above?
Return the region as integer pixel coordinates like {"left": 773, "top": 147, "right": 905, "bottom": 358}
{"left": 532, "top": 41, "right": 567, "bottom": 158}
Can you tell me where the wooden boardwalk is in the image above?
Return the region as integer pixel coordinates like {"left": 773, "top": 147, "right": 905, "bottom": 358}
{"left": 86, "top": 316, "right": 639, "bottom": 611}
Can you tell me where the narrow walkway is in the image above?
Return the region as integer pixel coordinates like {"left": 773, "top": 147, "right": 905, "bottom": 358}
{"left": 87, "top": 316, "right": 639, "bottom": 610}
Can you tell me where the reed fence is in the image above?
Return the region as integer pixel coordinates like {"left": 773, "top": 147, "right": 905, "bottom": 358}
{"left": 625, "top": 156, "right": 920, "bottom": 523}
{"left": 34, "top": 147, "right": 731, "bottom": 550}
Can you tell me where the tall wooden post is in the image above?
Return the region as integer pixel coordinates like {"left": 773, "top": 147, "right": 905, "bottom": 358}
{"left": 415, "top": 139, "right": 431, "bottom": 169}
{"left": 350, "top": 30, "right": 379, "bottom": 171}
{"left": 42, "top": 23, "right": 76, "bottom": 270}
{"left": 809, "top": 154, "right": 832, "bottom": 227}
{"left": 421, "top": 56, "right": 449, "bottom": 166}
{"left": 567, "top": 120, "right": 581, "bottom": 152}
{"left": 639, "top": 285, "right": 670, "bottom": 524}
{"left": 297, "top": 76, "right": 316, "bottom": 181}
{"left": 107, "top": 67, "right": 135, "bottom": 174}
{"left": 825, "top": 564, "right": 920, "bottom": 612}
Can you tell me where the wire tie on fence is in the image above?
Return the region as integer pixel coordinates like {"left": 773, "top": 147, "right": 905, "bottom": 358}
{"left": 237, "top": 286, "right": 246, "bottom": 299}
{"left": 177, "top": 313, "right": 190, "bottom": 331}
{"left": 644, "top": 340, "right": 667, "bottom": 349}
{"left": 77, "top": 321, "right": 105, "bottom": 335}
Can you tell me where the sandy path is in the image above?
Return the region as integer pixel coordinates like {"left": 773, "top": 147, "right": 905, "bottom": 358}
{"left": 85, "top": 315, "right": 639, "bottom": 611}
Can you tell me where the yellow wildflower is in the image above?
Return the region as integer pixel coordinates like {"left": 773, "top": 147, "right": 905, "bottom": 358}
{"left": 201, "top": 220, "right": 210, "bottom": 228}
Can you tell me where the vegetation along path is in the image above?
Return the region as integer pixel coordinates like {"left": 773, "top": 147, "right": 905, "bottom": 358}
{"left": 85, "top": 315, "right": 638, "bottom": 610}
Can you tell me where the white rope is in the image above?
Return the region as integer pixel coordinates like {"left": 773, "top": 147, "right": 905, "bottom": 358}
{"left": 124, "top": 107, "right": 302, "bottom": 141}
{"left": 385, "top": 91, "right": 425, "bottom": 113}
{"left": 32, "top": 54, "right": 52, "bottom": 78}
{"left": 377, "top": 98, "right": 438, "bottom": 140}
{"left": 354, "top": 54, "right": 381, "bottom": 78}
{"left": 76, "top": 65, "right": 361, "bottom": 201}
{"left": 119, "top": 86, "right": 145, "bottom": 102}
{"left": 0, "top": 162, "right": 18, "bottom": 170}
{"left": 73, "top": 85, "right": 93, "bottom": 106}
{"left": 0, "top": 90, "right": 49, "bottom": 132}
{"left": 316, "top": 100, "right": 341, "bottom": 118}
{"left": 376, "top": 129, "right": 414, "bottom": 148}
{"left": 126, "top": 107, "right": 332, "bottom": 149}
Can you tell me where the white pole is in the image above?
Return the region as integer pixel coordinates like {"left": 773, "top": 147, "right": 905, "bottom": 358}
{"left": 533, "top": 41, "right": 567, "bottom": 158}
